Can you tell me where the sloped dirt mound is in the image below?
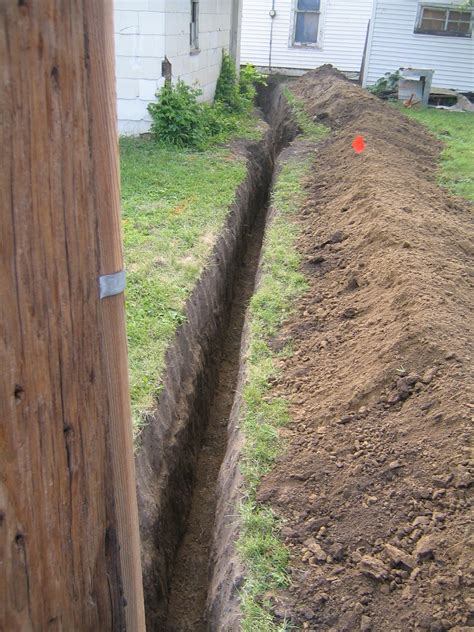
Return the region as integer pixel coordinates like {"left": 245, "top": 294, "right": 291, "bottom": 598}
{"left": 259, "top": 67, "right": 474, "bottom": 631}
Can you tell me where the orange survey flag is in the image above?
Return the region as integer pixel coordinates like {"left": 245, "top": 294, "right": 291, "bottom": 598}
{"left": 352, "top": 135, "right": 366, "bottom": 153}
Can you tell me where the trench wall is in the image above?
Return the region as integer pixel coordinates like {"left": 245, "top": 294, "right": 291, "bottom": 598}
{"left": 206, "top": 134, "right": 304, "bottom": 632}
{"left": 134, "top": 85, "right": 297, "bottom": 630}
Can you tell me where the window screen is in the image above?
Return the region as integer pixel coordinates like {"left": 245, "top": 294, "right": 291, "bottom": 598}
{"left": 294, "top": 0, "right": 321, "bottom": 45}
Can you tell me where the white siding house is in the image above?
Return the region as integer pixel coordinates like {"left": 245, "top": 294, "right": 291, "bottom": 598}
{"left": 363, "top": 0, "right": 474, "bottom": 92}
{"left": 115, "top": 0, "right": 242, "bottom": 135}
{"left": 240, "top": 0, "right": 374, "bottom": 76}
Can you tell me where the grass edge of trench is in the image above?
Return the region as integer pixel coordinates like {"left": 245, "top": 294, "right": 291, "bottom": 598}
{"left": 238, "top": 104, "right": 329, "bottom": 631}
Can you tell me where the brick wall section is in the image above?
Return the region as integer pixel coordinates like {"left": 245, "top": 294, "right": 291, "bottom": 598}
{"left": 115, "top": 0, "right": 235, "bottom": 135}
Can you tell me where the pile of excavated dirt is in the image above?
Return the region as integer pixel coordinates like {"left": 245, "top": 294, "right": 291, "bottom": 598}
{"left": 258, "top": 67, "right": 473, "bottom": 631}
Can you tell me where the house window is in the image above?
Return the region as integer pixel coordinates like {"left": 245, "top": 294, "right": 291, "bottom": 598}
{"left": 293, "top": 0, "right": 321, "bottom": 46}
{"left": 415, "top": 5, "right": 472, "bottom": 37}
{"left": 190, "top": 0, "right": 199, "bottom": 50}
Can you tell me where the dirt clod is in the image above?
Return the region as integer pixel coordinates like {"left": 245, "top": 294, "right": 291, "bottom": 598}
{"left": 360, "top": 555, "right": 390, "bottom": 581}
{"left": 384, "top": 543, "right": 416, "bottom": 570}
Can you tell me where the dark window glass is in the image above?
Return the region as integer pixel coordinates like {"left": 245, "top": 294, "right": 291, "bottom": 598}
{"left": 448, "top": 10, "right": 472, "bottom": 21}
{"left": 420, "top": 7, "right": 446, "bottom": 30}
{"left": 297, "top": 0, "right": 320, "bottom": 11}
{"left": 190, "top": 0, "right": 199, "bottom": 49}
{"left": 421, "top": 17, "right": 446, "bottom": 29}
{"left": 418, "top": 6, "right": 472, "bottom": 35}
{"left": 422, "top": 7, "right": 446, "bottom": 20}
{"left": 447, "top": 9, "right": 472, "bottom": 34}
{"left": 295, "top": 12, "right": 319, "bottom": 43}
{"left": 447, "top": 19, "right": 470, "bottom": 33}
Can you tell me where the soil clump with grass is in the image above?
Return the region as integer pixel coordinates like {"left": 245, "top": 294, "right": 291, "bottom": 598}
{"left": 257, "top": 67, "right": 473, "bottom": 631}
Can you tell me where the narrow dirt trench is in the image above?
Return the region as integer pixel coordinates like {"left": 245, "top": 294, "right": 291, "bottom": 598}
{"left": 136, "top": 83, "right": 298, "bottom": 630}
{"left": 164, "top": 207, "right": 268, "bottom": 631}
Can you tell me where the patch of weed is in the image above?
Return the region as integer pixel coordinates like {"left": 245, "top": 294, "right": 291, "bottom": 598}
{"left": 237, "top": 155, "right": 315, "bottom": 630}
{"left": 237, "top": 93, "right": 328, "bottom": 628}
{"left": 284, "top": 87, "right": 329, "bottom": 142}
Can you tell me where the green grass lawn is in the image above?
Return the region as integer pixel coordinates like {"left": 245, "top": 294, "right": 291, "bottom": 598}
{"left": 400, "top": 106, "right": 474, "bottom": 202}
{"left": 121, "top": 137, "right": 255, "bottom": 430}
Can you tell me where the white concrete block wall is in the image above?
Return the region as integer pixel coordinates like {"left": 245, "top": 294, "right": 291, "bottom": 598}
{"left": 115, "top": 4, "right": 163, "bottom": 134}
{"left": 115, "top": 10, "right": 140, "bottom": 34}
{"left": 163, "top": 0, "right": 233, "bottom": 105}
{"left": 115, "top": 0, "right": 238, "bottom": 135}
{"left": 138, "top": 11, "right": 166, "bottom": 34}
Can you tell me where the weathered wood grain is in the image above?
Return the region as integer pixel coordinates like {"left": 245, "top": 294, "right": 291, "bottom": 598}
{"left": 0, "top": 1, "right": 145, "bottom": 629}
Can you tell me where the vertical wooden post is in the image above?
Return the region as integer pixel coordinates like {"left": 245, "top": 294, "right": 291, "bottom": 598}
{"left": 0, "top": 1, "right": 145, "bottom": 629}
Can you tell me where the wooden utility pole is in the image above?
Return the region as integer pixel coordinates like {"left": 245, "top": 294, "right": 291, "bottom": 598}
{"left": 0, "top": 1, "right": 145, "bottom": 629}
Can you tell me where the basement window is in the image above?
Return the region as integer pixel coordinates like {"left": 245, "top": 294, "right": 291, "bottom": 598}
{"left": 293, "top": 0, "right": 321, "bottom": 46}
{"left": 415, "top": 5, "right": 473, "bottom": 37}
{"left": 190, "top": 0, "right": 199, "bottom": 51}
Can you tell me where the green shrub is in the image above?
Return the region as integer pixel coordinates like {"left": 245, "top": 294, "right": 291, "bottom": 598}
{"left": 239, "top": 63, "right": 267, "bottom": 107}
{"left": 201, "top": 101, "right": 238, "bottom": 139}
{"left": 147, "top": 52, "right": 265, "bottom": 149}
{"left": 367, "top": 70, "right": 402, "bottom": 98}
{"left": 215, "top": 54, "right": 268, "bottom": 113}
{"left": 215, "top": 51, "right": 243, "bottom": 112}
{"left": 147, "top": 80, "right": 205, "bottom": 148}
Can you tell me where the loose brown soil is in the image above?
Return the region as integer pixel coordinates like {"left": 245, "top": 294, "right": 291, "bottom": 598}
{"left": 258, "top": 67, "right": 474, "bottom": 631}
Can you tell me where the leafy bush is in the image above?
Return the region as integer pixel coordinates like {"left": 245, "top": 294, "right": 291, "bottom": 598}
{"left": 147, "top": 52, "right": 267, "bottom": 148}
{"left": 215, "top": 51, "right": 243, "bottom": 112}
{"left": 201, "top": 102, "right": 238, "bottom": 139}
{"left": 147, "top": 80, "right": 205, "bottom": 148}
{"left": 367, "top": 70, "right": 402, "bottom": 98}
{"left": 239, "top": 64, "right": 267, "bottom": 107}
{"left": 215, "top": 54, "right": 268, "bottom": 112}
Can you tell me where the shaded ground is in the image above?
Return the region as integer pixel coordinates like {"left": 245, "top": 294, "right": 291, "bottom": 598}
{"left": 164, "top": 203, "right": 268, "bottom": 631}
{"left": 257, "top": 67, "right": 474, "bottom": 631}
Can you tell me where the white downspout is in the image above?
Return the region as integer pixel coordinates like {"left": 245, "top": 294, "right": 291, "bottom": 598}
{"left": 362, "top": 0, "right": 377, "bottom": 87}
{"left": 230, "top": 0, "right": 243, "bottom": 73}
